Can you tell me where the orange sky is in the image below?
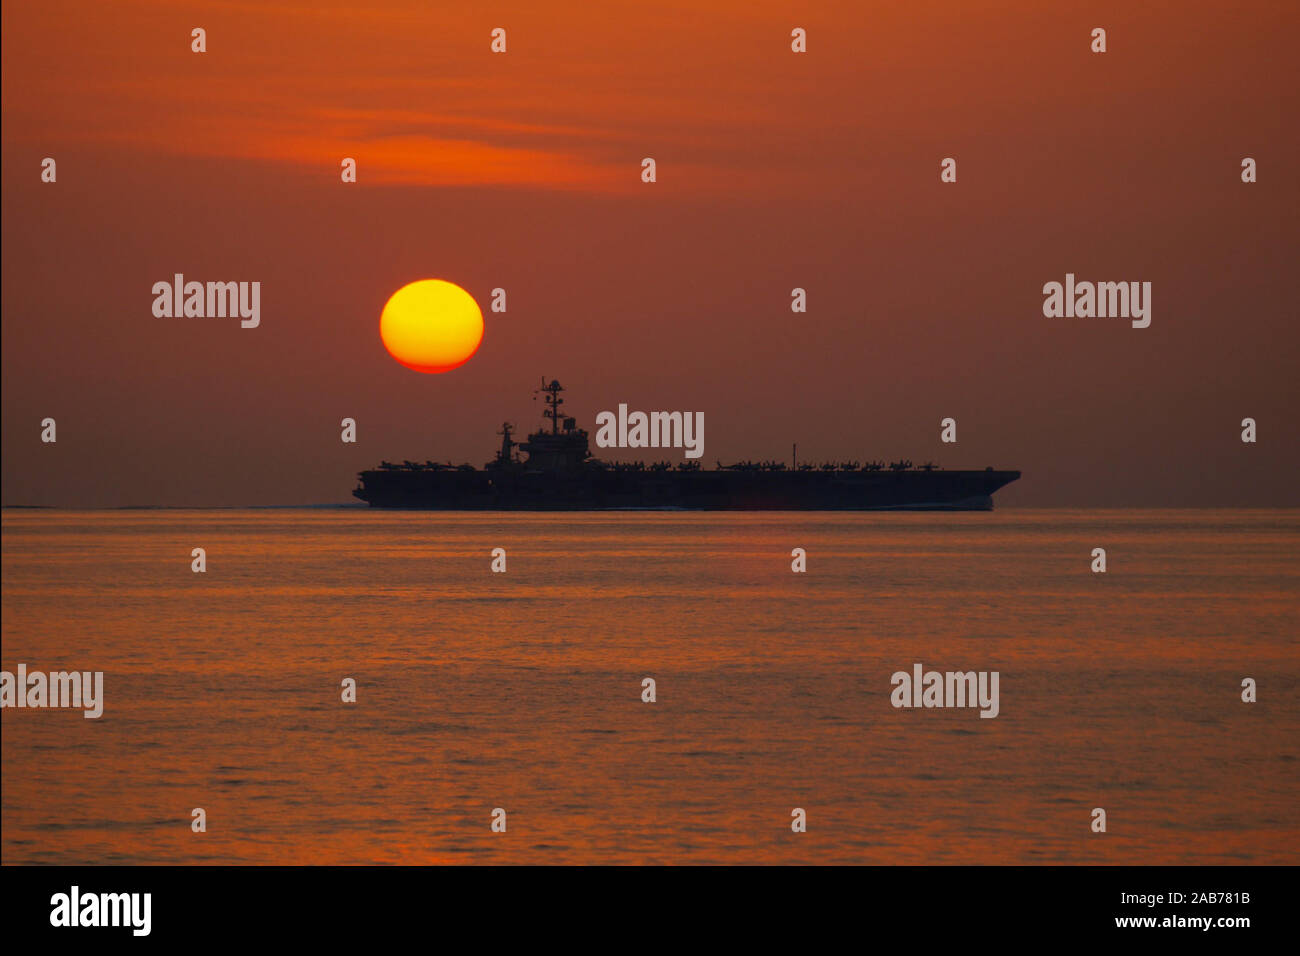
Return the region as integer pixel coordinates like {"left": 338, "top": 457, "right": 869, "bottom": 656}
{"left": 2, "top": 0, "right": 1298, "bottom": 506}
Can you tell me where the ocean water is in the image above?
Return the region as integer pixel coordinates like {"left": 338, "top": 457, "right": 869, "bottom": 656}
{"left": 2, "top": 508, "right": 1297, "bottom": 865}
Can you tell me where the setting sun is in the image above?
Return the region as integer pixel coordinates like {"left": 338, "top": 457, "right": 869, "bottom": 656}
{"left": 379, "top": 279, "right": 484, "bottom": 374}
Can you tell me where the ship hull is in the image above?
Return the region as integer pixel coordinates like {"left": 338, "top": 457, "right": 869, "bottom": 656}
{"left": 352, "top": 468, "right": 1021, "bottom": 510}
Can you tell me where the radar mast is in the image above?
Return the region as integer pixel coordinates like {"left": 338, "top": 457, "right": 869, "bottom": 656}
{"left": 536, "top": 378, "right": 565, "bottom": 434}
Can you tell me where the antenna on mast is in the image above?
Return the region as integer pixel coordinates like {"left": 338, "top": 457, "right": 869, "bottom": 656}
{"left": 534, "top": 377, "right": 565, "bottom": 434}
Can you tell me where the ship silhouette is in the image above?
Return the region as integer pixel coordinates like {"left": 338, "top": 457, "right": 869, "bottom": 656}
{"left": 353, "top": 378, "right": 1021, "bottom": 510}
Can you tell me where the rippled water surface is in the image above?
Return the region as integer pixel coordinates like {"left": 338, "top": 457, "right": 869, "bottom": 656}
{"left": 2, "top": 508, "right": 1297, "bottom": 864}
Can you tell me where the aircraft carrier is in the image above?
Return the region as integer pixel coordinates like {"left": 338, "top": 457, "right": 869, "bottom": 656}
{"left": 353, "top": 379, "right": 1021, "bottom": 510}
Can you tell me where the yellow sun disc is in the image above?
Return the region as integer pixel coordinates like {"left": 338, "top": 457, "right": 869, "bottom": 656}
{"left": 380, "top": 279, "right": 484, "bottom": 374}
